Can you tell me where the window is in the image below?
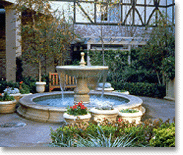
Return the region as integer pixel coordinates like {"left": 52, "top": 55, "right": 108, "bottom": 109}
{"left": 101, "top": 4, "right": 108, "bottom": 21}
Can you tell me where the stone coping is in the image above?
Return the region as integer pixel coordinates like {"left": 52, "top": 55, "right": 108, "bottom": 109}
{"left": 95, "top": 87, "right": 114, "bottom": 91}
{"left": 18, "top": 91, "right": 143, "bottom": 123}
{"left": 19, "top": 91, "right": 143, "bottom": 111}
{"left": 112, "top": 91, "right": 130, "bottom": 95}
{"left": 56, "top": 66, "right": 108, "bottom": 70}
{"left": 0, "top": 100, "right": 17, "bottom": 105}
{"left": 63, "top": 113, "right": 91, "bottom": 120}
{"left": 118, "top": 110, "right": 143, "bottom": 117}
{"left": 2, "top": 93, "right": 32, "bottom": 97}
{"left": 90, "top": 108, "right": 119, "bottom": 114}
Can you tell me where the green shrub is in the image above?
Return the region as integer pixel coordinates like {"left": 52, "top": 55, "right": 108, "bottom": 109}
{"left": 19, "top": 76, "right": 37, "bottom": 93}
{"left": 112, "top": 82, "right": 166, "bottom": 98}
{"left": 120, "top": 109, "right": 139, "bottom": 113}
{"left": 0, "top": 81, "right": 7, "bottom": 93}
{"left": 19, "top": 83, "right": 30, "bottom": 94}
{"left": 50, "top": 123, "right": 117, "bottom": 147}
{"left": 50, "top": 118, "right": 175, "bottom": 147}
{"left": 50, "top": 126, "right": 78, "bottom": 147}
{"left": 162, "top": 56, "right": 175, "bottom": 80}
{"left": 74, "top": 126, "right": 138, "bottom": 147}
{"left": 149, "top": 122, "right": 175, "bottom": 147}
{"left": 119, "top": 125, "right": 149, "bottom": 146}
{"left": 50, "top": 124, "right": 139, "bottom": 147}
{"left": 0, "top": 92, "right": 15, "bottom": 101}
{"left": 89, "top": 50, "right": 128, "bottom": 84}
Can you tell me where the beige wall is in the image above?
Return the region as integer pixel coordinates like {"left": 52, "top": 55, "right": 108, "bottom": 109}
{"left": 164, "top": 78, "right": 175, "bottom": 101}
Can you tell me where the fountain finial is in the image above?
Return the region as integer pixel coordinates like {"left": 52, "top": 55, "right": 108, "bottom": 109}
{"left": 79, "top": 52, "right": 86, "bottom": 67}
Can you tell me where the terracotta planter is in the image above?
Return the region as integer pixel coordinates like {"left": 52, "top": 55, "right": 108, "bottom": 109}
{"left": 35, "top": 82, "right": 46, "bottom": 93}
{"left": 0, "top": 100, "right": 17, "bottom": 114}
{"left": 118, "top": 109, "right": 143, "bottom": 124}
{"left": 63, "top": 113, "right": 91, "bottom": 124}
{"left": 89, "top": 108, "right": 119, "bottom": 123}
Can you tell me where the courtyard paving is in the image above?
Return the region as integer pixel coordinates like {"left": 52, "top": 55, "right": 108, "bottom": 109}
{"left": 0, "top": 96, "right": 175, "bottom": 147}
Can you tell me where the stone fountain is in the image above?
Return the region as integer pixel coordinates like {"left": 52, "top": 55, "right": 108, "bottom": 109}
{"left": 56, "top": 52, "right": 108, "bottom": 104}
{"left": 17, "top": 52, "right": 144, "bottom": 123}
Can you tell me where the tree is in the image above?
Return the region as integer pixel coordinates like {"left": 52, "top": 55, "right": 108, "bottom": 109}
{"left": 15, "top": 0, "right": 75, "bottom": 81}
{"left": 139, "top": 13, "right": 175, "bottom": 85}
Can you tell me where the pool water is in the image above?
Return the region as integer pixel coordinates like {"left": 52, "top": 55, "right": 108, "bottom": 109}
{"left": 34, "top": 94, "right": 129, "bottom": 108}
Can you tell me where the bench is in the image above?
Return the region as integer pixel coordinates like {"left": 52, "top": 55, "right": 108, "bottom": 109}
{"left": 49, "top": 72, "right": 77, "bottom": 92}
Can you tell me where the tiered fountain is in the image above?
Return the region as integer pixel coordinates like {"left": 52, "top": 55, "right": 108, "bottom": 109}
{"left": 56, "top": 52, "right": 108, "bottom": 104}
{"left": 17, "top": 52, "right": 144, "bottom": 123}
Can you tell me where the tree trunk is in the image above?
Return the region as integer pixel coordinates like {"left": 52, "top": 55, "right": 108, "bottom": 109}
{"left": 101, "top": 25, "right": 105, "bottom": 66}
{"left": 152, "top": 58, "right": 161, "bottom": 84}
{"left": 162, "top": 71, "right": 165, "bottom": 86}
{"left": 39, "top": 61, "right": 42, "bottom": 82}
{"left": 155, "top": 70, "right": 161, "bottom": 85}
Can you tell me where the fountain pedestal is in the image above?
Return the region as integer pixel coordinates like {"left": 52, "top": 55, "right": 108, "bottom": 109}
{"left": 74, "top": 77, "right": 90, "bottom": 103}
{"left": 56, "top": 52, "right": 108, "bottom": 104}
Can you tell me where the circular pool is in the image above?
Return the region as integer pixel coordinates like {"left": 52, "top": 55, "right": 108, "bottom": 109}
{"left": 17, "top": 91, "right": 143, "bottom": 123}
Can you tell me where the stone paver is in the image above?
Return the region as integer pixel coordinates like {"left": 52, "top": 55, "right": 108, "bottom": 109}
{"left": 0, "top": 96, "right": 175, "bottom": 147}
{"left": 140, "top": 97, "right": 175, "bottom": 123}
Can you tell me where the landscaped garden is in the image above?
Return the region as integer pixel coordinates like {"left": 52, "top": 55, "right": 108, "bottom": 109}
{"left": 50, "top": 118, "right": 175, "bottom": 147}
{"left": 0, "top": 0, "right": 175, "bottom": 148}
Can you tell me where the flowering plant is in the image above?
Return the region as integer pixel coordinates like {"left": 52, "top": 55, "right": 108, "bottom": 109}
{"left": 95, "top": 101, "right": 114, "bottom": 110}
{"left": 66, "top": 101, "right": 88, "bottom": 116}
{"left": 120, "top": 109, "right": 139, "bottom": 113}
{"left": 19, "top": 81, "right": 23, "bottom": 84}
{"left": 0, "top": 92, "right": 15, "bottom": 101}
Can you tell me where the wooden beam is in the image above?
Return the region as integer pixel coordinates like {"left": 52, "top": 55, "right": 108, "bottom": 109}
{"left": 76, "top": 2, "right": 94, "bottom": 23}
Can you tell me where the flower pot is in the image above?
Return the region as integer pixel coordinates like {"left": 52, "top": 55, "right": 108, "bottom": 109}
{"left": 118, "top": 109, "right": 143, "bottom": 124}
{"left": 89, "top": 108, "right": 119, "bottom": 123}
{"left": 63, "top": 113, "right": 91, "bottom": 124}
{"left": 0, "top": 100, "right": 17, "bottom": 114}
{"left": 35, "top": 82, "right": 46, "bottom": 93}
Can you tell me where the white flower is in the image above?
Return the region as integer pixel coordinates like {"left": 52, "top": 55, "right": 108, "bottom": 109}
{"left": 95, "top": 101, "right": 114, "bottom": 110}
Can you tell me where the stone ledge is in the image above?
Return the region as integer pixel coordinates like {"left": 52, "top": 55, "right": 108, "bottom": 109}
{"left": 17, "top": 91, "right": 143, "bottom": 123}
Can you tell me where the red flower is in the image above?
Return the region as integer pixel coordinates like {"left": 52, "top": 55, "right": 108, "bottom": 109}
{"left": 19, "top": 81, "right": 23, "bottom": 84}
{"left": 78, "top": 102, "right": 83, "bottom": 106}
{"left": 0, "top": 93, "right": 2, "bottom": 96}
{"left": 72, "top": 105, "right": 77, "bottom": 109}
{"left": 118, "top": 118, "right": 122, "bottom": 123}
{"left": 80, "top": 105, "right": 86, "bottom": 110}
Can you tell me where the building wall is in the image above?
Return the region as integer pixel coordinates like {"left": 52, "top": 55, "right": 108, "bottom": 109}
{"left": 0, "top": 7, "right": 6, "bottom": 79}
{"left": 74, "top": 24, "right": 152, "bottom": 38}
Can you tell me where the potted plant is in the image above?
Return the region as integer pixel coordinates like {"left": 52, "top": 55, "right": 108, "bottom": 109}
{"left": 3, "top": 86, "right": 21, "bottom": 102}
{"left": 89, "top": 101, "right": 119, "bottom": 123}
{"left": 63, "top": 101, "right": 91, "bottom": 124}
{"left": 0, "top": 92, "right": 17, "bottom": 114}
{"left": 118, "top": 109, "right": 143, "bottom": 124}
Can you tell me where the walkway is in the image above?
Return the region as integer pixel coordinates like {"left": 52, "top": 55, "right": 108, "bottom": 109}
{"left": 0, "top": 96, "right": 175, "bottom": 147}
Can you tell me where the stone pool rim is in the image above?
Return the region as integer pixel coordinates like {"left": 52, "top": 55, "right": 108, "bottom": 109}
{"left": 17, "top": 91, "right": 143, "bottom": 123}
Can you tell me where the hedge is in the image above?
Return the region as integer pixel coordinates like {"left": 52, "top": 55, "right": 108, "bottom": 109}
{"left": 112, "top": 82, "right": 166, "bottom": 98}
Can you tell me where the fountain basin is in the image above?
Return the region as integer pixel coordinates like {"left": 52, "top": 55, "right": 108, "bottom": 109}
{"left": 17, "top": 91, "right": 143, "bottom": 123}
{"left": 56, "top": 66, "right": 108, "bottom": 78}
